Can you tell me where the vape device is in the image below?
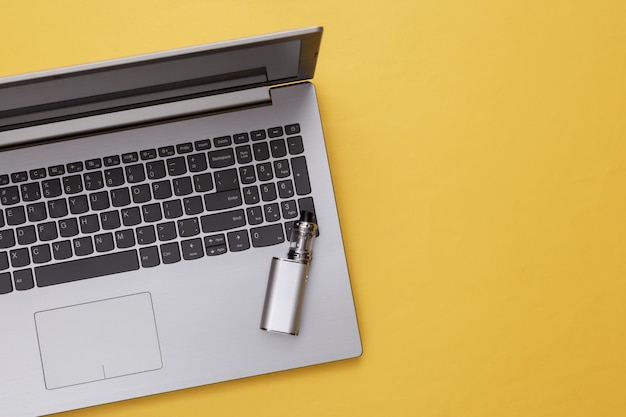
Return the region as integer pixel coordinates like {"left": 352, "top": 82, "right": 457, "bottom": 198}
{"left": 260, "top": 211, "right": 318, "bottom": 335}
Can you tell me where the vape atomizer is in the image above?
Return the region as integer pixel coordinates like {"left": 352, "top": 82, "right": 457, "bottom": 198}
{"left": 260, "top": 211, "right": 318, "bottom": 335}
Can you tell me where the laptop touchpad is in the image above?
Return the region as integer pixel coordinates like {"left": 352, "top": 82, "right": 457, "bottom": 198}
{"left": 35, "top": 292, "right": 163, "bottom": 390}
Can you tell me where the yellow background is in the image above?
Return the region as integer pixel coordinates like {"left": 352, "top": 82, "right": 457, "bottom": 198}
{"left": 2, "top": 0, "right": 626, "bottom": 415}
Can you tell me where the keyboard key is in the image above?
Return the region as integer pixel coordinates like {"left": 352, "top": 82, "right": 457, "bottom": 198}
{"left": 0, "top": 210, "right": 3, "bottom": 227}
{"left": 68, "top": 195, "right": 89, "bottom": 214}
{"left": 173, "top": 177, "right": 193, "bottom": 196}
{"left": 291, "top": 156, "right": 311, "bottom": 195}
{"left": 176, "top": 143, "right": 194, "bottom": 154}
{"left": 51, "top": 240, "right": 72, "bottom": 260}
{"left": 250, "top": 224, "right": 285, "bottom": 247}
{"left": 142, "top": 203, "right": 163, "bottom": 223}
{"left": 14, "top": 269, "right": 34, "bottom": 290}
{"left": 235, "top": 145, "right": 253, "bottom": 164}
{"left": 37, "top": 222, "right": 58, "bottom": 241}
{"left": 239, "top": 166, "right": 256, "bottom": 184}
{"left": 94, "top": 233, "right": 115, "bottom": 252}
{"left": 79, "top": 214, "right": 100, "bottom": 234}
{"left": 268, "top": 126, "right": 284, "bottom": 138}
{"left": 181, "top": 238, "right": 203, "bottom": 260}
{"left": 66, "top": 162, "right": 83, "bottom": 173}
{"left": 193, "top": 173, "right": 213, "bottom": 193}
{"left": 253, "top": 142, "right": 270, "bottom": 161}
{"left": 0, "top": 252, "right": 8, "bottom": 270}
{"left": 194, "top": 139, "right": 211, "bottom": 151}
{"left": 140, "top": 246, "right": 160, "bottom": 267}
{"left": 105, "top": 168, "right": 125, "bottom": 187}
{"left": 121, "top": 207, "right": 142, "bottom": 226}
{"left": 270, "top": 139, "right": 287, "bottom": 158}
{"left": 16, "top": 225, "right": 37, "bottom": 245}
{"left": 183, "top": 196, "right": 203, "bottom": 216}
{"left": 10, "top": 248, "right": 30, "bottom": 268}
{"left": 42, "top": 179, "right": 62, "bottom": 198}
{"left": 131, "top": 184, "right": 151, "bottom": 204}
{"left": 5, "top": 206, "right": 26, "bottom": 225}
{"left": 159, "top": 146, "right": 175, "bottom": 157}
{"left": 125, "top": 164, "right": 146, "bottom": 183}
{"left": 243, "top": 186, "right": 260, "bottom": 205}
{"left": 0, "top": 272, "right": 12, "bottom": 294}
{"left": 73, "top": 237, "right": 94, "bottom": 256}
{"left": 110, "top": 188, "right": 131, "bottom": 207}
{"left": 26, "top": 202, "right": 47, "bottom": 222}
{"left": 227, "top": 230, "right": 250, "bottom": 252}
{"left": 84, "top": 171, "right": 105, "bottom": 190}
{"left": 100, "top": 211, "right": 121, "bottom": 230}
{"left": 285, "top": 123, "right": 300, "bottom": 135}
{"left": 160, "top": 242, "right": 181, "bottom": 264}
{"left": 115, "top": 229, "right": 135, "bottom": 249}
{"left": 214, "top": 168, "right": 239, "bottom": 192}
{"left": 89, "top": 191, "right": 110, "bottom": 211}
{"left": 20, "top": 183, "right": 41, "bottom": 201}
{"left": 187, "top": 153, "right": 208, "bottom": 172}
{"left": 157, "top": 221, "right": 177, "bottom": 241}
{"left": 48, "top": 165, "right": 65, "bottom": 176}
{"left": 203, "top": 189, "right": 242, "bottom": 211}
{"left": 29, "top": 168, "right": 47, "bottom": 180}
{"left": 85, "top": 158, "right": 102, "bottom": 170}
{"left": 204, "top": 233, "right": 225, "bottom": 247}
{"left": 11, "top": 171, "right": 28, "bottom": 183}
{"left": 59, "top": 218, "right": 79, "bottom": 238}
{"left": 163, "top": 200, "right": 183, "bottom": 219}
{"left": 63, "top": 175, "right": 83, "bottom": 194}
{"left": 31, "top": 244, "right": 51, "bottom": 264}
{"left": 264, "top": 203, "right": 281, "bottom": 222}
{"left": 260, "top": 183, "right": 277, "bottom": 202}
{"left": 277, "top": 180, "right": 295, "bottom": 199}
{"left": 0, "top": 230, "right": 16, "bottom": 249}
{"left": 214, "top": 136, "right": 232, "bottom": 147}
{"left": 287, "top": 136, "right": 304, "bottom": 155}
{"left": 47, "top": 199, "right": 68, "bottom": 218}
{"left": 136, "top": 225, "right": 157, "bottom": 245}
{"left": 246, "top": 206, "right": 263, "bottom": 225}
{"left": 167, "top": 157, "right": 187, "bottom": 176}
{"left": 140, "top": 149, "right": 157, "bottom": 160}
{"left": 35, "top": 249, "right": 139, "bottom": 287}
{"left": 177, "top": 217, "right": 200, "bottom": 237}
{"left": 297, "top": 197, "right": 316, "bottom": 223}
{"left": 201, "top": 209, "right": 246, "bottom": 233}
{"left": 1, "top": 186, "right": 20, "bottom": 205}
{"left": 256, "top": 163, "right": 273, "bottom": 181}
{"left": 208, "top": 149, "right": 235, "bottom": 168}
{"left": 122, "top": 152, "right": 139, "bottom": 163}
{"left": 152, "top": 180, "right": 173, "bottom": 200}
{"left": 0, "top": 175, "right": 9, "bottom": 185}
{"left": 281, "top": 200, "right": 299, "bottom": 219}
{"left": 103, "top": 155, "right": 120, "bottom": 166}
{"left": 251, "top": 130, "right": 266, "bottom": 141}
{"left": 146, "top": 160, "right": 166, "bottom": 180}
{"left": 233, "top": 132, "right": 249, "bottom": 144}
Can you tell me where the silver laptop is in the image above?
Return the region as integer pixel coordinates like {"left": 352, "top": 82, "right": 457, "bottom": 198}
{"left": 0, "top": 27, "right": 361, "bottom": 416}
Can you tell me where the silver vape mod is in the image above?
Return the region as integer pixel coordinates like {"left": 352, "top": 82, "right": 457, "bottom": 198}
{"left": 260, "top": 211, "right": 318, "bottom": 335}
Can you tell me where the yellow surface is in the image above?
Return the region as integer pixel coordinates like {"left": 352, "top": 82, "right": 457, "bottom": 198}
{"left": 2, "top": 0, "right": 626, "bottom": 416}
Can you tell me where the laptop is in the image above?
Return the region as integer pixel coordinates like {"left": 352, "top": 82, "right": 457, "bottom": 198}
{"left": 0, "top": 27, "right": 361, "bottom": 416}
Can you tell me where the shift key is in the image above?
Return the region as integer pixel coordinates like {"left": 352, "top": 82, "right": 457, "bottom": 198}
{"left": 201, "top": 209, "right": 246, "bottom": 233}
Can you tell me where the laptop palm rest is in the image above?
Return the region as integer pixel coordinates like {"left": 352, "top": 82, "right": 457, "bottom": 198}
{"left": 34, "top": 292, "right": 163, "bottom": 390}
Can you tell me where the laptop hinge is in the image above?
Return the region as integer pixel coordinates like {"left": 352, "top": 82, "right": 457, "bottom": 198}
{"left": 0, "top": 87, "right": 271, "bottom": 149}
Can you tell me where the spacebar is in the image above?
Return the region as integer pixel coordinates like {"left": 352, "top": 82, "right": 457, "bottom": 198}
{"left": 35, "top": 250, "right": 140, "bottom": 287}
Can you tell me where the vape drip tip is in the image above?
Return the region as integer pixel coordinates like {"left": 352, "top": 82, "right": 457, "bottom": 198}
{"left": 287, "top": 211, "right": 318, "bottom": 263}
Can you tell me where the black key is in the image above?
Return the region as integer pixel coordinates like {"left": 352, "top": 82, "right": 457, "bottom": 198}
{"left": 256, "top": 163, "right": 273, "bottom": 181}
{"left": 84, "top": 171, "right": 105, "bottom": 190}
{"left": 66, "top": 162, "right": 83, "bottom": 173}
{"left": 94, "top": 233, "right": 115, "bottom": 252}
{"left": 62, "top": 173, "right": 84, "bottom": 194}
{"left": 298, "top": 197, "right": 317, "bottom": 233}
{"left": 233, "top": 133, "right": 249, "bottom": 144}
{"left": 163, "top": 199, "right": 183, "bottom": 219}
{"left": 140, "top": 149, "right": 157, "bottom": 160}
{"left": 287, "top": 136, "right": 304, "bottom": 155}
{"left": 208, "top": 149, "right": 235, "bottom": 168}
{"left": 48, "top": 165, "right": 65, "bottom": 176}
{"left": 131, "top": 184, "right": 151, "bottom": 204}
{"left": 0, "top": 175, "right": 9, "bottom": 185}
{"left": 268, "top": 126, "right": 284, "bottom": 138}
{"left": 285, "top": 123, "right": 300, "bottom": 135}
{"left": 253, "top": 142, "right": 270, "bottom": 161}
{"left": 181, "top": 238, "right": 203, "bottom": 260}
{"left": 160, "top": 242, "right": 181, "bottom": 264}
{"left": 42, "top": 179, "right": 62, "bottom": 198}
{"left": 167, "top": 157, "right": 187, "bottom": 176}
{"left": 20, "top": 183, "right": 41, "bottom": 201}
{"left": 273, "top": 160, "right": 291, "bottom": 178}
{"left": 1, "top": 186, "right": 20, "bottom": 205}
{"left": 246, "top": 206, "right": 264, "bottom": 225}
{"left": 11, "top": 171, "right": 28, "bottom": 183}
{"left": 14, "top": 269, "right": 34, "bottom": 291}
{"left": 291, "top": 157, "right": 311, "bottom": 195}
{"left": 264, "top": 203, "right": 281, "bottom": 222}
{"left": 214, "top": 168, "right": 239, "bottom": 192}
{"left": 204, "top": 233, "right": 226, "bottom": 248}
{"left": 89, "top": 191, "right": 110, "bottom": 211}
{"left": 100, "top": 211, "right": 121, "bottom": 230}
{"left": 110, "top": 188, "right": 131, "bottom": 207}
{"left": 136, "top": 225, "right": 156, "bottom": 245}
{"left": 121, "top": 207, "right": 142, "bottom": 226}
{"left": 173, "top": 177, "right": 193, "bottom": 196}
{"left": 187, "top": 153, "right": 208, "bottom": 172}
{"left": 79, "top": 214, "right": 100, "bottom": 234}
{"left": 0, "top": 252, "right": 9, "bottom": 270}
{"left": 152, "top": 180, "right": 172, "bottom": 200}
{"left": 105, "top": 167, "right": 125, "bottom": 187}
{"left": 103, "top": 155, "right": 120, "bottom": 166}
{"left": 227, "top": 230, "right": 250, "bottom": 252}
{"left": 205, "top": 243, "right": 226, "bottom": 256}
{"left": 183, "top": 196, "right": 203, "bottom": 216}
{"left": 260, "top": 183, "right": 277, "bottom": 202}
{"left": 142, "top": 203, "right": 162, "bottom": 223}
{"left": 125, "top": 164, "right": 145, "bottom": 183}
{"left": 26, "top": 202, "right": 47, "bottom": 222}
{"left": 37, "top": 222, "right": 58, "bottom": 241}
{"left": 278, "top": 180, "right": 295, "bottom": 199}
{"left": 239, "top": 166, "right": 256, "bottom": 184}
{"left": 51, "top": 240, "right": 73, "bottom": 260}
{"left": 16, "top": 225, "right": 37, "bottom": 245}
{"left": 68, "top": 195, "right": 89, "bottom": 214}
{"left": 29, "top": 168, "right": 47, "bottom": 180}
{"left": 250, "top": 224, "right": 285, "bottom": 247}
{"left": 0, "top": 272, "right": 12, "bottom": 294}
{"left": 281, "top": 200, "right": 299, "bottom": 219}
{"left": 235, "top": 145, "right": 252, "bottom": 164}
{"left": 204, "top": 189, "right": 242, "bottom": 211}
{"left": 85, "top": 158, "right": 102, "bottom": 170}
{"left": 201, "top": 209, "right": 246, "bottom": 233}
{"left": 73, "top": 237, "right": 94, "bottom": 256}
{"left": 270, "top": 139, "right": 287, "bottom": 158}
{"left": 177, "top": 143, "right": 194, "bottom": 154}
{"left": 159, "top": 146, "right": 175, "bottom": 158}
{"left": 115, "top": 229, "right": 135, "bottom": 249}
{"left": 177, "top": 217, "right": 200, "bottom": 237}
{"left": 59, "top": 218, "right": 79, "bottom": 237}
{"left": 10, "top": 248, "right": 30, "bottom": 268}
{"left": 35, "top": 250, "right": 139, "bottom": 287}
{"left": 139, "top": 246, "right": 160, "bottom": 267}
{"left": 48, "top": 199, "right": 68, "bottom": 218}
{"left": 5, "top": 206, "right": 26, "bottom": 225}
{"left": 193, "top": 173, "right": 213, "bottom": 192}
{"left": 251, "top": 130, "right": 266, "bottom": 141}
{"left": 0, "top": 232, "right": 15, "bottom": 251}
{"left": 194, "top": 139, "right": 211, "bottom": 151}
{"left": 31, "top": 244, "right": 51, "bottom": 264}
{"left": 157, "top": 221, "right": 177, "bottom": 241}
{"left": 243, "top": 186, "right": 260, "bottom": 205}
{"left": 146, "top": 160, "right": 166, "bottom": 180}
{"left": 0, "top": 210, "right": 3, "bottom": 227}
{"left": 214, "top": 136, "right": 232, "bottom": 147}
{"left": 122, "top": 152, "right": 139, "bottom": 163}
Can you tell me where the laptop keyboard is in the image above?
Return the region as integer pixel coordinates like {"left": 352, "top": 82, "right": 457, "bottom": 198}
{"left": 0, "top": 123, "right": 314, "bottom": 294}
